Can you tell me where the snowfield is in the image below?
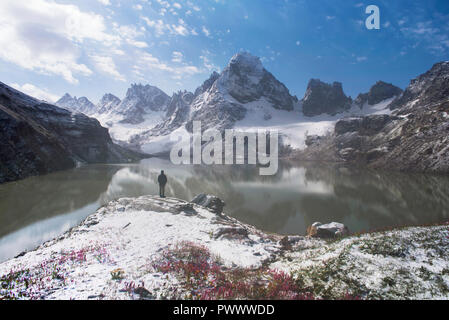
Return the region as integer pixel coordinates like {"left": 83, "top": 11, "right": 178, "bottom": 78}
{"left": 1, "top": 195, "right": 447, "bottom": 300}
{"left": 0, "top": 196, "right": 281, "bottom": 300}
{"left": 127, "top": 98, "right": 397, "bottom": 155}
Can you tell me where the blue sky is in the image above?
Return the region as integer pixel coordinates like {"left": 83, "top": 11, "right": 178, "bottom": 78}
{"left": 1, "top": 0, "right": 448, "bottom": 103}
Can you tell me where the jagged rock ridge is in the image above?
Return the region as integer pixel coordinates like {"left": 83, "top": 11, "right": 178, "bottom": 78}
{"left": 301, "top": 79, "right": 352, "bottom": 117}
{"left": 0, "top": 82, "right": 144, "bottom": 184}
{"left": 56, "top": 94, "right": 96, "bottom": 115}
{"left": 97, "top": 93, "right": 121, "bottom": 115}
{"left": 298, "top": 61, "right": 449, "bottom": 173}
{"left": 355, "top": 81, "right": 402, "bottom": 108}
{"left": 117, "top": 84, "right": 170, "bottom": 124}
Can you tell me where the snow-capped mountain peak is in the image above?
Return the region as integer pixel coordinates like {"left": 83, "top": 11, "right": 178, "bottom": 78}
{"left": 117, "top": 83, "right": 170, "bottom": 124}
{"left": 215, "top": 52, "right": 296, "bottom": 111}
{"left": 97, "top": 93, "right": 121, "bottom": 115}
{"left": 56, "top": 94, "right": 96, "bottom": 115}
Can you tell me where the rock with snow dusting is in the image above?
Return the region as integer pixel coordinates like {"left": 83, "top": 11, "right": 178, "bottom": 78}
{"left": 117, "top": 84, "right": 170, "bottom": 125}
{"left": 389, "top": 61, "right": 449, "bottom": 111}
{"left": 56, "top": 94, "right": 96, "bottom": 115}
{"left": 146, "top": 90, "right": 194, "bottom": 137}
{"left": 191, "top": 194, "right": 225, "bottom": 215}
{"left": 272, "top": 223, "right": 449, "bottom": 299}
{"left": 0, "top": 195, "right": 281, "bottom": 300}
{"left": 96, "top": 93, "right": 121, "bottom": 115}
{"left": 1, "top": 194, "right": 448, "bottom": 300}
{"left": 302, "top": 79, "right": 352, "bottom": 117}
{"left": 334, "top": 114, "right": 398, "bottom": 136}
{"left": 306, "top": 222, "right": 349, "bottom": 238}
{"left": 355, "top": 81, "right": 402, "bottom": 108}
{"left": 219, "top": 52, "right": 297, "bottom": 111}
{"left": 298, "top": 61, "right": 449, "bottom": 173}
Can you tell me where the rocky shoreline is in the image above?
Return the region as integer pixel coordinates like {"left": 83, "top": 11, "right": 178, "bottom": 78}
{"left": 1, "top": 195, "right": 448, "bottom": 300}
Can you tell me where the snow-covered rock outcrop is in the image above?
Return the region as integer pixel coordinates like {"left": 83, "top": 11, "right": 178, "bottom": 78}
{"left": 0, "top": 195, "right": 281, "bottom": 300}
{"left": 97, "top": 94, "right": 121, "bottom": 115}
{"left": 116, "top": 84, "right": 170, "bottom": 125}
{"left": 1, "top": 194, "right": 448, "bottom": 300}
{"left": 354, "top": 81, "right": 402, "bottom": 109}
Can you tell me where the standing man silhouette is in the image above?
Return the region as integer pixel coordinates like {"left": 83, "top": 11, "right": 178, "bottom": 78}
{"left": 158, "top": 170, "right": 167, "bottom": 198}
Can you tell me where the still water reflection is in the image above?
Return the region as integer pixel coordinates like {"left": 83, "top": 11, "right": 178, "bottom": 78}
{"left": 1, "top": 158, "right": 449, "bottom": 262}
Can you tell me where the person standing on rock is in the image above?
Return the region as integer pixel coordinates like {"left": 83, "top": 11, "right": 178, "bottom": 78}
{"left": 158, "top": 170, "right": 168, "bottom": 198}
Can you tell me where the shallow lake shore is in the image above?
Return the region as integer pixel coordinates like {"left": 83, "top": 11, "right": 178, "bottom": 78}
{"left": 1, "top": 195, "right": 448, "bottom": 300}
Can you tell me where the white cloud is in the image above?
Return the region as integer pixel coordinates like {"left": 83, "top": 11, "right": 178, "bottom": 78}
{"left": 142, "top": 16, "right": 192, "bottom": 37}
{"left": 113, "top": 24, "right": 148, "bottom": 47}
{"left": 173, "top": 3, "right": 182, "bottom": 9}
{"left": 10, "top": 83, "right": 59, "bottom": 102}
{"left": 90, "top": 56, "right": 126, "bottom": 81}
{"left": 0, "top": 0, "right": 122, "bottom": 84}
{"left": 133, "top": 4, "right": 143, "bottom": 11}
{"left": 200, "top": 54, "right": 219, "bottom": 72}
{"left": 90, "top": 55, "right": 126, "bottom": 81}
{"left": 156, "top": 0, "right": 171, "bottom": 8}
{"left": 142, "top": 17, "right": 167, "bottom": 37}
{"left": 136, "top": 52, "right": 201, "bottom": 79}
{"left": 202, "top": 26, "right": 211, "bottom": 37}
{"left": 97, "top": 0, "right": 111, "bottom": 5}
{"left": 171, "top": 24, "right": 189, "bottom": 36}
{"left": 172, "top": 51, "right": 184, "bottom": 63}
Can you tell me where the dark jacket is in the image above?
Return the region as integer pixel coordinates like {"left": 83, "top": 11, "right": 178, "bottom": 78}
{"left": 158, "top": 173, "right": 167, "bottom": 186}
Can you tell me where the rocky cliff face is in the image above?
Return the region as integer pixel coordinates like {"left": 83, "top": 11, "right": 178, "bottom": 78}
{"left": 117, "top": 84, "right": 170, "bottom": 124}
{"left": 301, "top": 79, "right": 352, "bottom": 117}
{"left": 298, "top": 61, "right": 449, "bottom": 173}
{"left": 218, "top": 52, "right": 297, "bottom": 111}
{"left": 0, "top": 82, "right": 144, "bottom": 184}
{"left": 97, "top": 93, "right": 121, "bottom": 115}
{"left": 389, "top": 61, "right": 449, "bottom": 110}
{"left": 56, "top": 94, "right": 96, "bottom": 115}
{"left": 355, "top": 81, "right": 403, "bottom": 108}
{"left": 148, "top": 90, "right": 194, "bottom": 136}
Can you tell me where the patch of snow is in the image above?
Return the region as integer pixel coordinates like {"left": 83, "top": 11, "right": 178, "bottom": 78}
{"left": 0, "top": 196, "right": 280, "bottom": 300}
{"left": 94, "top": 111, "right": 166, "bottom": 143}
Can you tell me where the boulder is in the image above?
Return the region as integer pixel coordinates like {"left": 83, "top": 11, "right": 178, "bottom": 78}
{"left": 213, "top": 227, "right": 249, "bottom": 240}
{"left": 191, "top": 194, "right": 225, "bottom": 215}
{"left": 306, "top": 222, "right": 349, "bottom": 238}
{"left": 305, "top": 135, "right": 323, "bottom": 147}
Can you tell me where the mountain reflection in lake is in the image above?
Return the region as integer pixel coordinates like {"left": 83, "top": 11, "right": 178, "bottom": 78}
{"left": 1, "top": 158, "right": 449, "bottom": 262}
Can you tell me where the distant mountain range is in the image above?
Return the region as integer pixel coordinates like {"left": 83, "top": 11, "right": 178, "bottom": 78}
{"left": 55, "top": 52, "right": 403, "bottom": 155}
